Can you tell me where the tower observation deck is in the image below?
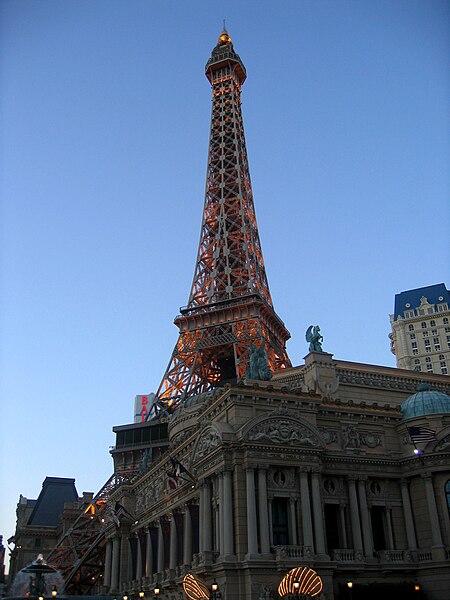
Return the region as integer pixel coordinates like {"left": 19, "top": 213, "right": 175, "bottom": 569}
{"left": 154, "top": 30, "right": 291, "bottom": 412}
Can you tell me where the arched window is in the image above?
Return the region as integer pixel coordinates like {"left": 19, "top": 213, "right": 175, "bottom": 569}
{"left": 445, "top": 480, "right": 450, "bottom": 519}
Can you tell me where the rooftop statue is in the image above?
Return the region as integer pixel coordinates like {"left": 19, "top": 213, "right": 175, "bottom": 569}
{"left": 246, "top": 344, "right": 273, "bottom": 381}
{"left": 306, "top": 325, "right": 324, "bottom": 353}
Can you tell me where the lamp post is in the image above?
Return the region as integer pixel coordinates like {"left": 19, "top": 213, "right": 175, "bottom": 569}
{"left": 293, "top": 581, "right": 300, "bottom": 599}
{"left": 153, "top": 588, "right": 160, "bottom": 597}
{"left": 347, "top": 581, "right": 353, "bottom": 600}
{"left": 211, "top": 581, "right": 220, "bottom": 600}
{"left": 51, "top": 586, "right": 58, "bottom": 598}
{"left": 139, "top": 591, "right": 145, "bottom": 600}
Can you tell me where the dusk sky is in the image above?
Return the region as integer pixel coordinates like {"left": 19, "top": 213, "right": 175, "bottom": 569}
{"left": 1, "top": 0, "right": 449, "bottom": 567}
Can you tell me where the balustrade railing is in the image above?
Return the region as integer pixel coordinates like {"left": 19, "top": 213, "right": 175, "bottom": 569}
{"left": 274, "top": 545, "right": 314, "bottom": 561}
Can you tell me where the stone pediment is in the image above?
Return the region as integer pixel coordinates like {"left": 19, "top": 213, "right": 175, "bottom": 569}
{"left": 240, "top": 414, "right": 323, "bottom": 449}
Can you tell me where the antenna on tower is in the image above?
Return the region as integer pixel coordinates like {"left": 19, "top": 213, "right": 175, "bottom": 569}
{"left": 222, "top": 19, "right": 227, "bottom": 33}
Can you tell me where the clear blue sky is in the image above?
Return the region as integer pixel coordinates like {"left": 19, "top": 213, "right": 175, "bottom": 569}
{"left": 1, "top": 0, "right": 449, "bottom": 566}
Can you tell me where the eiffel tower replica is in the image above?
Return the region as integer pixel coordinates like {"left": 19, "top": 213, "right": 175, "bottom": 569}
{"left": 155, "top": 29, "right": 291, "bottom": 413}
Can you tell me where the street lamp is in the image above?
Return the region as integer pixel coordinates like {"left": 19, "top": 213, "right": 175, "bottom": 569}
{"left": 139, "top": 591, "right": 145, "bottom": 599}
{"left": 347, "top": 581, "right": 353, "bottom": 600}
{"left": 211, "top": 581, "right": 219, "bottom": 599}
{"left": 154, "top": 588, "right": 160, "bottom": 597}
{"left": 123, "top": 594, "right": 128, "bottom": 600}
{"left": 51, "top": 586, "right": 58, "bottom": 598}
{"left": 293, "top": 581, "right": 300, "bottom": 599}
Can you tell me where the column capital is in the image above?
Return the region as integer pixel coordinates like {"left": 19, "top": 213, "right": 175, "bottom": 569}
{"left": 421, "top": 471, "right": 433, "bottom": 480}
{"left": 299, "top": 467, "right": 310, "bottom": 475}
{"left": 357, "top": 475, "right": 368, "bottom": 483}
{"left": 347, "top": 474, "right": 358, "bottom": 482}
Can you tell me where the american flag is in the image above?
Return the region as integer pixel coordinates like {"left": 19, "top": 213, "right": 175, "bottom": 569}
{"left": 408, "top": 426, "right": 436, "bottom": 444}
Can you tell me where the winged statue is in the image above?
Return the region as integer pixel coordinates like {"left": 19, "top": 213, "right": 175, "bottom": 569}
{"left": 306, "top": 325, "right": 324, "bottom": 353}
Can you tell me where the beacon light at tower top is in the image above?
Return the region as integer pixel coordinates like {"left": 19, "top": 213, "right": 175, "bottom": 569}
{"left": 148, "top": 29, "right": 291, "bottom": 417}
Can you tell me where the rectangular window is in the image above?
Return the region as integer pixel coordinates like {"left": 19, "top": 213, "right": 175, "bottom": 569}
{"left": 418, "top": 309, "right": 425, "bottom": 316}
{"left": 426, "top": 347, "right": 432, "bottom": 353}
{"left": 442, "top": 368, "right": 448, "bottom": 375}
{"left": 411, "top": 342, "right": 417, "bottom": 349}
{"left": 440, "top": 361, "right": 446, "bottom": 368}
{"left": 413, "top": 349, "right": 419, "bottom": 355}
{"left": 409, "top": 324, "right": 414, "bottom": 331}
{"left": 433, "top": 337, "right": 440, "bottom": 344}
{"left": 446, "top": 327, "right": 450, "bottom": 333}
{"left": 410, "top": 333, "right": 416, "bottom": 340}
{"left": 324, "top": 504, "right": 341, "bottom": 552}
{"left": 423, "top": 331, "right": 429, "bottom": 337}
{"left": 424, "top": 339, "right": 431, "bottom": 346}
{"left": 426, "top": 357, "right": 431, "bottom": 363}
{"left": 272, "top": 498, "right": 289, "bottom": 546}
{"left": 371, "top": 506, "right": 387, "bottom": 551}
{"left": 432, "top": 330, "right": 438, "bottom": 335}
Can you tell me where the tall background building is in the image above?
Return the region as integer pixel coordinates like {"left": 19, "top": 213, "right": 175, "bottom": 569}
{"left": 390, "top": 283, "right": 450, "bottom": 374}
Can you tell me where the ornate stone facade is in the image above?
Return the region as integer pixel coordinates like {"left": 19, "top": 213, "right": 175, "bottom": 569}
{"left": 100, "top": 355, "right": 450, "bottom": 600}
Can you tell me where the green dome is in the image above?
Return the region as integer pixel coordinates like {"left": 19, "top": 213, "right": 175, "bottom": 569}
{"left": 401, "top": 384, "right": 450, "bottom": 419}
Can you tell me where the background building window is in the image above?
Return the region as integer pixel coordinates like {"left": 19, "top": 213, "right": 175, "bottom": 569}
{"left": 421, "top": 322, "right": 427, "bottom": 328}
{"left": 408, "top": 324, "right": 414, "bottom": 331}
{"left": 430, "top": 320, "right": 436, "bottom": 327}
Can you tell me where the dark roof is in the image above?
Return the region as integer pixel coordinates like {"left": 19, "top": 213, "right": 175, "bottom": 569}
{"left": 394, "top": 283, "right": 449, "bottom": 319}
{"left": 27, "top": 477, "right": 79, "bottom": 527}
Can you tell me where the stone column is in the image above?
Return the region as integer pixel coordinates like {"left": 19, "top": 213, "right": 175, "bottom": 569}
{"left": 423, "top": 473, "right": 444, "bottom": 548}
{"left": 104, "top": 539, "right": 112, "bottom": 590}
{"left": 258, "top": 467, "right": 270, "bottom": 554}
{"left": 157, "top": 520, "right": 164, "bottom": 573}
{"left": 223, "top": 469, "right": 234, "bottom": 556}
{"left": 111, "top": 536, "right": 120, "bottom": 593}
{"left": 183, "top": 505, "right": 192, "bottom": 566}
{"left": 400, "top": 479, "right": 417, "bottom": 550}
{"left": 357, "top": 478, "right": 373, "bottom": 557}
{"left": 136, "top": 532, "right": 142, "bottom": 580}
{"left": 347, "top": 477, "right": 363, "bottom": 552}
{"left": 299, "top": 469, "right": 314, "bottom": 550}
{"left": 198, "top": 483, "right": 204, "bottom": 553}
{"left": 268, "top": 497, "right": 274, "bottom": 546}
{"left": 311, "top": 471, "right": 326, "bottom": 555}
{"left": 246, "top": 467, "right": 258, "bottom": 555}
{"left": 203, "top": 479, "right": 212, "bottom": 553}
{"left": 169, "top": 513, "right": 177, "bottom": 570}
{"left": 385, "top": 506, "right": 395, "bottom": 550}
{"left": 218, "top": 474, "right": 224, "bottom": 555}
{"left": 145, "top": 528, "right": 153, "bottom": 577}
{"left": 289, "top": 498, "right": 298, "bottom": 545}
{"left": 339, "top": 503, "right": 348, "bottom": 549}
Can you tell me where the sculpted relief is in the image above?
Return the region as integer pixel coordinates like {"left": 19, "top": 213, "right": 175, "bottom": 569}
{"left": 193, "top": 427, "right": 222, "bottom": 462}
{"left": 247, "top": 419, "right": 320, "bottom": 447}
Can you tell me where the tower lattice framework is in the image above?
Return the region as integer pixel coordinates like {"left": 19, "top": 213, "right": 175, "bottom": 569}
{"left": 155, "top": 30, "right": 291, "bottom": 412}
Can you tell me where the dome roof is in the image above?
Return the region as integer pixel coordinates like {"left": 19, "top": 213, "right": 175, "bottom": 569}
{"left": 401, "top": 384, "right": 450, "bottom": 419}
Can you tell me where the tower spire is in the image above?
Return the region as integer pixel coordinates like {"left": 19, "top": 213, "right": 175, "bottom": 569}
{"left": 152, "top": 34, "right": 291, "bottom": 413}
